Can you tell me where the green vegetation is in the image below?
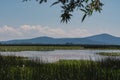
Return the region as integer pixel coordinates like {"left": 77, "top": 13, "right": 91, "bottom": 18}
{"left": 83, "top": 45, "right": 120, "bottom": 50}
{"left": 0, "top": 45, "right": 84, "bottom": 51}
{"left": 1, "top": 45, "right": 120, "bottom": 51}
{"left": 0, "top": 55, "right": 120, "bottom": 80}
{"left": 97, "top": 52, "right": 120, "bottom": 56}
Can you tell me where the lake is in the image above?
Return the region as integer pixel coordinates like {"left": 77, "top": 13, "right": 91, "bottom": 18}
{"left": 0, "top": 50, "right": 120, "bottom": 62}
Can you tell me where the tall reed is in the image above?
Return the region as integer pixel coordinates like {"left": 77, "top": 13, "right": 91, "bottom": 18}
{"left": 0, "top": 55, "right": 120, "bottom": 80}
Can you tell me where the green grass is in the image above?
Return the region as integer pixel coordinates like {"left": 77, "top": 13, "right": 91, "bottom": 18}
{"left": 0, "top": 55, "right": 120, "bottom": 80}
{"left": 97, "top": 52, "right": 120, "bottom": 56}
{"left": 0, "top": 45, "right": 84, "bottom": 51}
{"left": 1, "top": 45, "right": 120, "bottom": 51}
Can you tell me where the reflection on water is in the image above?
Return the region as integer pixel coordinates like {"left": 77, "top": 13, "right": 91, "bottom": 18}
{"left": 0, "top": 50, "right": 120, "bottom": 62}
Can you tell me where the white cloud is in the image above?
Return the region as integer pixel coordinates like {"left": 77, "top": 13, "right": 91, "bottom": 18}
{"left": 0, "top": 25, "right": 92, "bottom": 41}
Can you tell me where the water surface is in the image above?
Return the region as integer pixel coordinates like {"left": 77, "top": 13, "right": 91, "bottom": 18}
{"left": 0, "top": 50, "right": 120, "bottom": 62}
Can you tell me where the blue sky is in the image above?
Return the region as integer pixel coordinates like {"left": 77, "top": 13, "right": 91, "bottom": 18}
{"left": 0, "top": 0, "right": 120, "bottom": 41}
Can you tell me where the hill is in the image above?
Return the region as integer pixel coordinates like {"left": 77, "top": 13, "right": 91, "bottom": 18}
{"left": 1, "top": 33, "right": 120, "bottom": 45}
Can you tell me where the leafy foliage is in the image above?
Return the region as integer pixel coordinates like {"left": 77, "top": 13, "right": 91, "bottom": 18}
{"left": 23, "top": 0, "right": 103, "bottom": 23}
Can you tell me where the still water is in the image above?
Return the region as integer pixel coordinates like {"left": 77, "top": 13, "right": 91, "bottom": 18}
{"left": 0, "top": 50, "right": 120, "bottom": 62}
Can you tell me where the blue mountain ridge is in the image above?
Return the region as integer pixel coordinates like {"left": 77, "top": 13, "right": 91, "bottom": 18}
{"left": 1, "top": 33, "right": 120, "bottom": 45}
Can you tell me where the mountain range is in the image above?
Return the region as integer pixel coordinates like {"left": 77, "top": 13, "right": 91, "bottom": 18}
{"left": 1, "top": 33, "right": 120, "bottom": 45}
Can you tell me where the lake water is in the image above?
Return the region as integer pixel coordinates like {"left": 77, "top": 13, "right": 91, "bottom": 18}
{"left": 0, "top": 50, "right": 120, "bottom": 62}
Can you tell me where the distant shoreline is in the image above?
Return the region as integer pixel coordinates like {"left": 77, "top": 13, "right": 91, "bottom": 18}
{"left": 1, "top": 45, "right": 120, "bottom": 52}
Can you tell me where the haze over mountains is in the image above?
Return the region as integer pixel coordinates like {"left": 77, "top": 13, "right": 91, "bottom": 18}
{"left": 1, "top": 33, "right": 120, "bottom": 45}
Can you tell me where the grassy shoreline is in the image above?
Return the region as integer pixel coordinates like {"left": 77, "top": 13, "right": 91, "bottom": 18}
{"left": 96, "top": 52, "right": 120, "bottom": 56}
{"left": 1, "top": 45, "right": 120, "bottom": 51}
{"left": 0, "top": 45, "right": 84, "bottom": 51}
{"left": 0, "top": 55, "right": 120, "bottom": 80}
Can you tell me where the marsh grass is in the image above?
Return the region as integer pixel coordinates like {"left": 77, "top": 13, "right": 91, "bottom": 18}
{"left": 0, "top": 55, "right": 120, "bottom": 80}
{"left": 0, "top": 46, "right": 84, "bottom": 52}
{"left": 1, "top": 45, "right": 120, "bottom": 52}
{"left": 97, "top": 52, "right": 120, "bottom": 56}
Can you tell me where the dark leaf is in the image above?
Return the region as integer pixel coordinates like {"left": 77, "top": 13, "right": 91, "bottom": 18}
{"left": 80, "top": 9, "right": 87, "bottom": 13}
{"left": 39, "top": 0, "right": 47, "bottom": 4}
{"left": 61, "top": 12, "right": 72, "bottom": 23}
{"left": 51, "top": 1, "right": 60, "bottom": 7}
{"left": 82, "top": 14, "right": 87, "bottom": 22}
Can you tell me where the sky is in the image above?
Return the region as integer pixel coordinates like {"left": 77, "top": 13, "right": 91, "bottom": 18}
{"left": 0, "top": 0, "right": 120, "bottom": 41}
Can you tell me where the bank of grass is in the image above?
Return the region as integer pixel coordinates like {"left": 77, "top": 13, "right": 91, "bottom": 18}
{"left": 0, "top": 55, "right": 120, "bottom": 80}
{"left": 1, "top": 45, "right": 120, "bottom": 52}
{"left": 97, "top": 52, "right": 120, "bottom": 56}
{"left": 0, "top": 45, "right": 84, "bottom": 51}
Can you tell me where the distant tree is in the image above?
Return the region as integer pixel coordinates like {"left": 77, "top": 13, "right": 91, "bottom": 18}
{"left": 23, "top": 0, "right": 103, "bottom": 23}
